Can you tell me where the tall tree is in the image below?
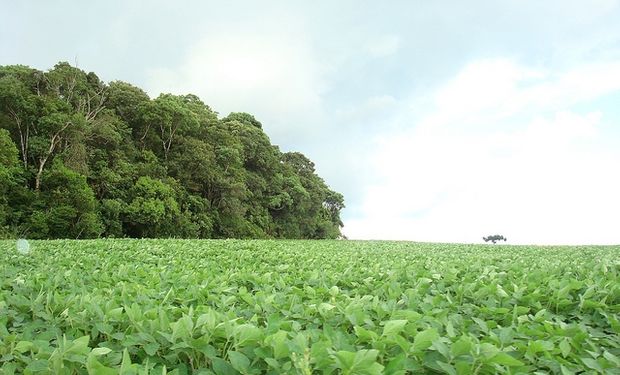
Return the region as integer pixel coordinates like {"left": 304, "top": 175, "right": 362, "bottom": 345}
{"left": 0, "top": 65, "right": 42, "bottom": 169}
{"left": 31, "top": 162, "right": 103, "bottom": 239}
{"left": 140, "top": 94, "right": 199, "bottom": 161}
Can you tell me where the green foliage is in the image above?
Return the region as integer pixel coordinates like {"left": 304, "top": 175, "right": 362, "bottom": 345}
{"left": 30, "top": 162, "right": 103, "bottom": 239}
{"left": 0, "top": 62, "right": 344, "bottom": 239}
{"left": 222, "top": 112, "right": 263, "bottom": 129}
{"left": 124, "top": 176, "right": 182, "bottom": 237}
{"left": 0, "top": 240, "right": 619, "bottom": 374}
{"left": 0, "top": 128, "right": 18, "bottom": 167}
{"left": 0, "top": 129, "right": 24, "bottom": 238}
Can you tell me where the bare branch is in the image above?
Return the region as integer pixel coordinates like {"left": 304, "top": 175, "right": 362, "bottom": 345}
{"left": 34, "top": 121, "right": 73, "bottom": 190}
{"left": 84, "top": 86, "right": 107, "bottom": 123}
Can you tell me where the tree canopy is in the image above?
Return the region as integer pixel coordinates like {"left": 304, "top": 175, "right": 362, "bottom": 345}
{"left": 0, "top": 62, "right": 344, "bottom": 239}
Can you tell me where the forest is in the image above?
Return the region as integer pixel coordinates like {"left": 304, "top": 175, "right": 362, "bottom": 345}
{"left": 0, "top": 62, "right": 344, "bottom": 239}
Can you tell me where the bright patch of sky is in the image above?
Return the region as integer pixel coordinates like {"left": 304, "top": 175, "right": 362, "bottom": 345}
{"left": 3, "top": 0, "right": 620, "bottom": 244}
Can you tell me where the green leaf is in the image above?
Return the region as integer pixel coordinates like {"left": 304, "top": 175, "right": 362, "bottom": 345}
{"left": 559, "top": 339, "right": 571, "bottom": 358}
{"left": 471, "top": 317, "right": 488, "bottom": 333}
{"left": 534, "top": 309, "right": 547, "bottom": 321}
{"left": 144, "top": 342, "right": 160, "bottom": 356}
{"left": 212, "top": 357, "right": 237, "bottom": 375}
{"left": 264, "top": 357, "right": 280, "bottom": 369}
{"left": 354, "top": 326, "right": 378, "bottom": 342}
{"left": 67, "top": 335, "right": 91, "bottom": 355}
{"left": 235, "top": 324, "right": 262, "bottom": 346}
{"left": 383, "top": 353, "right": 407, "bottom": 373}
{"left": 603, "top": 350, "right": 620, "bottom": 366}
{"left": 265, "top": 330, "right": 289, "bottom": 359}
{"left": 120, "top": 348, "right": 133, "bottom": 374}
{"left": 413, "top": 328, "right": 439, "bottom": 352}
{"left": 432, "top": 340, "right": 451, "bottom": 360}
{"left": 445, "top": 322, "right": 456, "bottom": 338}
{"left": 310, "top": 340, "right": 332, "bottom": 371}
{"left": 362, "top": 363, "right": 385, "bottom": 375}
{"left": 498, "top": 328, "right": 513, "bottom": 345}
{"left": 90, "top": 347, "right": 112, "bottom": 356}
{"left": 436, "top": 361, "right": 457, "bottom": 375}
{"left": 87, "top": 354, "right": 117, "bottom": 375}
{"left": 334, "top": 350, "right": 356, "bottom": 369}
{"left": 490, "top": 352, "right": 524, "bottom": 367}
{"left": 455, "top": 360, "right": 473, "bottom": 374}
{"left": 528, "top": 340, "right": 553, "bottom": 354}
{"left": 451, "top": 336, "right": 472, "bottom": 357}
{"left": 107, "top": 307, "right": 124, "bottom": 320}
{"left": 382, "top": 320, "right": 408, "bottom": 337}
{"left": 14, "top": 341, "right": 33, "bottom": 353}
{"left": 334, "top": 349, "right": 384, "bottom": 375}
{"left": 581, "top": 357, "right": 603, "bottom": 372}
{"left": 25, "top": 360, "right": 49, "bottom": 372}
{"left": 318, "top": 303, "right": 335, "bottom": 316}
{"left": 479, "top": 343, "right": 499, "bottom": 359}
{"left": 228, "top": 351, "right": 250, "bottom": 374}
{"left": 171, "top": 315, "right": 194, "bottom": 341}
{"left": 196, "top": 311, "right": 218, "bottom": 330}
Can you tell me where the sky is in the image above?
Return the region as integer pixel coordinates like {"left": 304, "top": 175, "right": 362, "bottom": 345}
{"left": 2, "top": 0, "right": 620, "bottom": 244}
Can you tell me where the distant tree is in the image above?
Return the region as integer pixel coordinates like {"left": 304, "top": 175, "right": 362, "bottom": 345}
{"left": 0, "top": 63, "right": 107, "bottom": 190}
{"left": 140, "top": 94, "right": 199, "bottom": 161}
{"left": 483, "top": 235, "right": 507, "bottom": 244}
{"left": 0, "top": 65, "right": 42, "bottom": 171}
{"left": 105, "top": 81, "right": 150, "bottom": 126}
{"left": 31, "top": 162, "right": 103, "bottom": 239}
{"left": 124, "top": 176, "right": 181, "bottom": 237}
{"left": 272, "top": 152, "right": 344, "bottom": 238}
{"left": 222, "top": 112, "right": 263, "bottom": 129}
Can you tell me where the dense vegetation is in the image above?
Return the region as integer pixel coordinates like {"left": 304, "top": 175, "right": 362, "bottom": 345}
{"left": 1, "top": 240, "right": 619, "bottom": 374}
{"left": 0, "top": 62, "right": 344, "bottom": 239}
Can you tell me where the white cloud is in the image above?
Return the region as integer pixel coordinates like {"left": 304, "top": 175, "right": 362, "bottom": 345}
{"left": 145, "top": 32, "right": 328, "bottom": 139}
{"left": 335, "top": 95, "right": 397, "bottom": 124}
{"left": 344, "top": 59, "right": 620, "bottom": 245}
{"left": 366, "top": 35, "right": 401, "bottom": 58}
{"left": 419, "top": 59, "right": 620, "bottom": 133}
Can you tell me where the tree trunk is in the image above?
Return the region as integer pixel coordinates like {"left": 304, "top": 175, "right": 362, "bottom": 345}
{"left": 34, "top": 122, "right": 71, "bottom": 191}
{"left": 34, "top": 158, "right": 46, "bottom": 191}
{"left": 8, "top": 108, "right": 29, "bottom": 168}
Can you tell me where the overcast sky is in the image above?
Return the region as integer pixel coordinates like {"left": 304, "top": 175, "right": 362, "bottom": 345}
{"left": 3, "top": 1, "right": 620, "bottom": 244}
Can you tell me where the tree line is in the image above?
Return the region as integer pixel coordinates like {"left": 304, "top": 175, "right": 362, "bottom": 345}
{"left": 0, "top": 62, "right": 344, "bottom": 239}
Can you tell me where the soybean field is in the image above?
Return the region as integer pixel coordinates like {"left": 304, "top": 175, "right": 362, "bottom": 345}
{"left": 1, "top": 240, "right": 619, "bottom": 374}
